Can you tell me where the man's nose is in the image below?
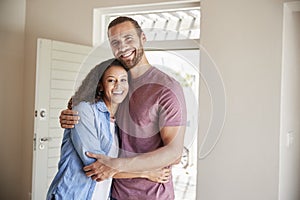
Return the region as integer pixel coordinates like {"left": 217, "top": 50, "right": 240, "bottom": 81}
{"left": 118, "top": 40, "right": 128, "bottom": 52}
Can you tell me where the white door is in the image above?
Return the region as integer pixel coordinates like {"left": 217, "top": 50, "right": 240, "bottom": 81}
{"left": 32, "top": 38, "right": 114, "bottom": 200}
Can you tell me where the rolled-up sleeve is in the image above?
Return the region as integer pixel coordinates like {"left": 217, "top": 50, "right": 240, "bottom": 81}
{"left": 70, "top": 102, "right": 105, "bottom": 166}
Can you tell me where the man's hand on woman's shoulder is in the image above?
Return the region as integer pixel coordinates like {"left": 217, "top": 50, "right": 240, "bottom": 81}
{"left": 59, "top": 109, "right": 80, "bottom": 128}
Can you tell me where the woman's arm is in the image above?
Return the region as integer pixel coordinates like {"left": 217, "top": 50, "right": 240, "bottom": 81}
{"left": 70, "top": 102, "right": 104, "bottom": 166}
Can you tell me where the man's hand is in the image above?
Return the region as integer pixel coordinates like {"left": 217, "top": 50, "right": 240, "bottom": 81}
{"left": 83, "top": 152, "right": 119, "bottom": 182}
{"left": 59, "top": 109, "right": 80, "bottom": 128}
{"left": 143, "top": 167, "right": 171, "bottom": 183}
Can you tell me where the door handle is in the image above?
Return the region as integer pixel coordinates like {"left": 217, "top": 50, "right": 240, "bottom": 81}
{"left": 40, "top": 137, "right": 51, "bottom": 142}
{"left": 39, "top": 137, "right": 52, "bottom": 150}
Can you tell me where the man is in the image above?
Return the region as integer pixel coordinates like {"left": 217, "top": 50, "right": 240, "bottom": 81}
{"left": 60, "top": 16, "right": 187, "bottom": 200}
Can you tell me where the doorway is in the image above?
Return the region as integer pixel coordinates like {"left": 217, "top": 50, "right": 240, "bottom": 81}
{"left": 93, "top": 2, "right": 200, "bottom": 199}
{"left": 145, "top": 48, "right": 199, "bottom": 200}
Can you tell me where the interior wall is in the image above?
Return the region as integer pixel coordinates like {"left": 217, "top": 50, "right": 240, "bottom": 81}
{"left": 279, "top": 3, "right": 300, "bottom": 200}
{"left": 22, "top": 0, "right": 193, "bottom": 199}
{"left": 0, "top": 0, "right": 26, "bottom": 200}
{"left": 198, "top": 0, "right": 286, "bottom": 199}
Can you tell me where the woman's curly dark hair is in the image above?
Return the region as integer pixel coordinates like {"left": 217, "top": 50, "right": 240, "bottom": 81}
{"left": 68, "top": 58, "right": 126, "bottom": 108}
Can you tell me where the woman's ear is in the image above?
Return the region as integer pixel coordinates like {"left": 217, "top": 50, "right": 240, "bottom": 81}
{"left": 97, "top": 82, "right": 104, "bottom": 95}
{"left": 99, "top": 85, "right": 103, "bottom": 92}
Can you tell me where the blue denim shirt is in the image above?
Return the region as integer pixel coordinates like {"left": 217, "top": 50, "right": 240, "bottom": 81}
{"left": 47, "top": 100, "right": 113, "bottom": 200}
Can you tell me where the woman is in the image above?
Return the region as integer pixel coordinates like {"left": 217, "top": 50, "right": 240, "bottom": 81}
{"left": 47, "top": 58, "right": 170, "bottom": 200}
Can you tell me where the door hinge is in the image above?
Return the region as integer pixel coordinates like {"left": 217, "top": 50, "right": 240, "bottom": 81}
{"left": 33, "top": 133, "right": 36, "bottom": 151}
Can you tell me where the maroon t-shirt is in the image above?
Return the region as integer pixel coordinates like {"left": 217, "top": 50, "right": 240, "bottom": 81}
{"left": 113, "top": 67, "right": 187, "bottom": 200}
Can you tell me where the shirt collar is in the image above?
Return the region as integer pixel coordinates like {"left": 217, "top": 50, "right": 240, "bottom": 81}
{"left": 95, "top": 100, "right": 109, "bottom": 113}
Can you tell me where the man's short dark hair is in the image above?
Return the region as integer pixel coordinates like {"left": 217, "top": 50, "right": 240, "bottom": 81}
{"left": 108, "top": 16, "right": 143, "bottom": 36}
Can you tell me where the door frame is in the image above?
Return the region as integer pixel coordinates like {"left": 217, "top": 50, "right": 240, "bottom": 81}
{"left": 279, "top": 1, "right": 300, "bottom": 200}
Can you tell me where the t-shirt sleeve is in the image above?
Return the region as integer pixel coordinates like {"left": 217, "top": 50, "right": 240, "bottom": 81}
{"left": 158, "top": 82, "right": 187, "bottom": 128}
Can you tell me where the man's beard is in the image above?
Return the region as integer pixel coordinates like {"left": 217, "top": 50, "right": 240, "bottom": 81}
{"left": 119, "top": 47, "right": 144, "bottom": 70}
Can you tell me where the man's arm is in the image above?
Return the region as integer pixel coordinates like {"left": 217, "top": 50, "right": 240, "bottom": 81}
{"left": 83, "top": 125, "right": 186, "bottom": 181}
{"left": 59, "top": 108, "right": 175, "bottom": 183}
{"left": 113, "top": 167, "right": 171, "bottom": 183}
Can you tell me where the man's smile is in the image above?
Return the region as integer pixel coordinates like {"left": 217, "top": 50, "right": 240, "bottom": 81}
{"left": 120, "top": 50, "right": 135, "bottom": 59}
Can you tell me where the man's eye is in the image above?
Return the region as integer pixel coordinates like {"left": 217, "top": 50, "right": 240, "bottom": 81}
{"left": 111, "top": 41, "right": 119, "bottom": 47}
{"left": 121, "top": 79, "right": 127, "bottom": 82}
{"left": 125, "top": 36, "right": 133, "bottom": 42}
{"left": 108, "top": 79, "right": 115, "bottom": 83}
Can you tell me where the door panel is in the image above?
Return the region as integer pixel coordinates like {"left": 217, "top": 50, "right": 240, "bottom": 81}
{"left": 32, "top": 39, "right": 93, "bottom": 200}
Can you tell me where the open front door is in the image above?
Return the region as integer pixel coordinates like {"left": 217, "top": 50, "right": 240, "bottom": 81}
{"left": 32, "top": 39, "right": 113, "bottom": 199}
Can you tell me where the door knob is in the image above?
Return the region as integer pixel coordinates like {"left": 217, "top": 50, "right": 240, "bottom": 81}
{"left": 40, "top": 109, "right": 46, "bottom": 118}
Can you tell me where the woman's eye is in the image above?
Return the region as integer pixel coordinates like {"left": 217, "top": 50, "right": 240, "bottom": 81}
{"left": 107, "top": 79, "right": 115, "bottom": 83}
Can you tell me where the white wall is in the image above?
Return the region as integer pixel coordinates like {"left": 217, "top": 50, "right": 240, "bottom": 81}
{"left": 0, "top": 0, "right": 26, "bottom": 199}
{"left": 279, "top": 2, "right": 300, "bottom": 200}
{"left": 197, "top": 0, "right": 290, "bottom": 199}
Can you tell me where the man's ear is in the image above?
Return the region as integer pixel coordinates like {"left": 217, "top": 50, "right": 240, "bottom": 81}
{"left": 141, "top": 32, "right": 147, "bottom": 44}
